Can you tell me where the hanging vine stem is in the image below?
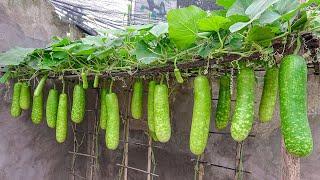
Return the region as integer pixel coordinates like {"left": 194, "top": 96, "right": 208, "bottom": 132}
{"left": 90, "top": 91, "right": 100, "bottom": 180}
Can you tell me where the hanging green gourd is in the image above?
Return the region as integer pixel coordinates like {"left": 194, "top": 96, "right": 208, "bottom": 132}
{"left": 131, "top": 79, "right": 143, "bottom": 119}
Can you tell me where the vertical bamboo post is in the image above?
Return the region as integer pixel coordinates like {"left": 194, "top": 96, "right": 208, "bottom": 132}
{"left": 147, "top": 136, "right": 152, "bottom": 180}
{"left": 92, "top": 90, "right": 99, "bottom": 180}
{"left": 281, "top": 138, "right": 300, "bottom": 180}
{"left": 123, "top": 87, "right": 132, "bottom": 180}
{"left": 86, "top": 109, "right": 94, "bottom": 179}
{"left": 235, "top": 142, "right": 244, "bottom": 180}
{"left": 123, "top": 119, "right": 130, "bottom": 180}
{"left": 198, "top": 155, "right": 204, "bottom": 180}
{"left": 71, "top": 124, "right": 76, "bottom": 180}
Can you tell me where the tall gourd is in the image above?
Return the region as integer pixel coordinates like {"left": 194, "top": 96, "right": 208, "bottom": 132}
{"left": 215, "top": 74, "right": 231, "bottom": 130}
{"left": 56, "top": 93, "right": 68, "bottom": 143}
{"left": 189, "top": 75, "right": 212, "bottom": 155}
{"left": 231, "top": 67, "right": 255, "bottom": 142}
{"left": 154, "top": 84, "right": 171, "bottom": 142}
{"left": 131, "top": 80, "right": 143, "bottom": 119}
{"left": 19, "top": 82, "right": 31, "bottom": 110}
{"left": 34, "top": 75, "right": 47, "bottom": 97}
{"left": 105, "top": 92, "right": 120, "bottom": 150}
{"left": 99, "top": 88, "right": 108, "bottom": 129}
{"left": 259, "top": 67, "right": 279, "bottom": 122}
{"left": 31, "top": 93, "right": 43, "bottom": 124}
{"left": 279, "top": 55, "right": 313, "bottom": 157}
{"left": 81, "top": 71, "right": 88, "bottom": 89}
{"left": 147, "top": 81, "right": 157, "bottom": 140}
{"left": 147, "top": 81, "right": 156, "bottom": 132}
{"left": 11, "top": 82, "right": 22, "bottom": 117}
{"left": 71, "top": 84, "right": 86, "bottom": 123}
{"left": 46, "top": 89, "right": 59, "bottom": 128}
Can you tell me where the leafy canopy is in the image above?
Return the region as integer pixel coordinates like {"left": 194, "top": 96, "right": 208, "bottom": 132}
{"left": 0, "top": 0, "right": 319, "bottom": 82}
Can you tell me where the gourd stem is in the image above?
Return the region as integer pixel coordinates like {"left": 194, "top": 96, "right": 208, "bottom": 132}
{"left": 62, "top": 77, "right": 65, "bottom": 93}
{"left": 109, "top": 79, "right": 114, "bottom": 93}
{"left": 160, "top": 75, "right": 164, "bottom": 85}
{"left": 294, "top": 36, "right": 301, "bottom": 55}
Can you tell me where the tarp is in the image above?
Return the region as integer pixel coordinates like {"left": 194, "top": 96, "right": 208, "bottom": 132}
{"left": 49, "top": 0, "right": 219, "bottom": 35}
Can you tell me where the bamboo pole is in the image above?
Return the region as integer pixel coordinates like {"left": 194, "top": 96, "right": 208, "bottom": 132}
{"left": 198, "top": 155, "right": 204, "bottom": 180}
{"left": 123, "top": 87, "right": 132, "bottom": 180}
{"left": 147, "top": 136, "right": 152, "bottom": 180}
{"left": 235, "top": 142, "right": 244, "bottom": 180}
{"left": 281, "top": 138, "right": 300, "bottom": 180}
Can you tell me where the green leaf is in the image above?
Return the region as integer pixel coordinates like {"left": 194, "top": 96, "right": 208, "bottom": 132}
{"left": 167, "top": 5, "right": 207, "bottom": 50}
{"left": 198, "top": 15, "right": 231, "bottom": 32}
{"left": 225, "top": 33, "right": 244, "bottom": 50}
{"left": 51, "top": 51, "right": 68, "bottom": 60}
{"left": 126, "top": 24, "right": 154, "bottom": 32}
{"left": 280, "top": 0, "right": 319, "bottom": 21}
{"left": 229, "top": 22, "right": 250, "bottom": 32}
{"left": 149, "top": 23, "right": 168, "bottom": 37}
{"left": 216, "top": 0, "right": 236, "bottom": 8}
{"left": 40, "top": 57, "right": 63, "bottom": 69}
{"left": 105, "top": 38, "right": 124, "bottom": 49}
{"left": 198, "top": 37, "right": 220, "bottom": 58}
{"left": 52, "top": 43, "right": 81, "bottom": 52}
{"left": 0, "top": 47, "right": 34, "bottom": 66}
{"left": 81, "top": 36, "right": 106, "bottom": 46}
{"left": 259, "top": 9, "right": 281, "bottom": 24}
{"left": 229, "top": 0, "right": 280, "bottom": 32}
{"left": 227, "top": 0, "right": 253, "bottom": 17}
{"left": 71, "top": 44, "right": 96, "bottom": 56}
{"left": 50, "top": 37, "right": 71, "bottom": 47}
{"left": 267, "top": 21, "right": 283, "bottom": 33}
{"left": 133, "top": 41, "right": 160, "bottom": 64}
{"left": 245, "top": 0, "right": 280, "bottom": 19}
{"left": 292, "top": 11, "right": 308, "bottom": 30}
{"left": 246, "top": 26, "right": 275, "bottom": 47}
{"left": 274, "top": 0, "right": 299, "bottom": 15}
{"left": 93, "top": 49, "right": 112, "bottom": 60}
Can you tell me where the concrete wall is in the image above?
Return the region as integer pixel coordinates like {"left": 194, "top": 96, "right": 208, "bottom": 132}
{"left": 0, "top": 0, "right": 82, "bottom": 180}
{"left": 0, "top": 0, "right": 81, "bottom": 51}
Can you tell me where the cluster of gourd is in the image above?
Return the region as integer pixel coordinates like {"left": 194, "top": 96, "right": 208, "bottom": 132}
{"left": 10, "top": 54, "right": 313, "bottom": 157}
{"left": 217, "top": 54, "right": 313, "bottom": 158}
